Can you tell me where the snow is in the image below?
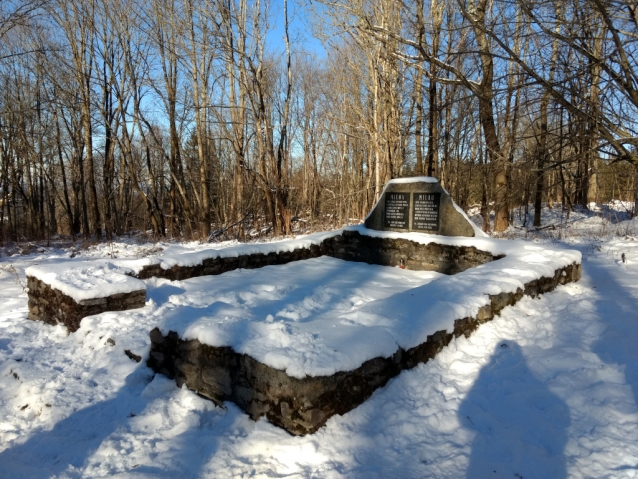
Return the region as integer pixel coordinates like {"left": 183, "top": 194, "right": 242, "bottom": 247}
{"left": 1, "top": 206, "right": 638, "bottom": 477}
{"left": 25, "top": 263, "right": 146, "bottom": 302}
{"left": 23, "top": 230, "right": 342, "bottom": 301}
{"left": 137, "top": 229, "right": 341, "bottom": 271}
{"left": 155, "top": 257, "right": 443, "bottom": 377}
{"left": 153, "top": 228, "right": 580, "bottom": 378}
{"left": 23, "top": 226, "right": 580, "bottom": 378}
{"left": 384, "top": 176, "right": 440, "bottom": 184}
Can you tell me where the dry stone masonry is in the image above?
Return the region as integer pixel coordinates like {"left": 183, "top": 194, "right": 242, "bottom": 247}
{"left": 24, "top": 176, "right": 583, "bottom": 437}
{"left": 27, "top": 275, "right": 145, "bottom": 332}
{"left": 135, "top": 229, "right": 500, "bottom": 281}
{"left": 27, "top": 229, "right": 499, "bottom": 330}
{"left": 148, "top": 259, "right": 581, "bottom": 436}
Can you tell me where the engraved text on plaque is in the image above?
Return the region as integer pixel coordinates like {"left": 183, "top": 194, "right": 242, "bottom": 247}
{"left": 384, "top": 193, "right": 410, "bottom": 229}
{"left": 412, "top": 193, "right": 441, "bottom": 231}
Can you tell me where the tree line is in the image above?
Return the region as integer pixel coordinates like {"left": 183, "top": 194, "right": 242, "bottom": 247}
{"left": 0, "top": 0, "right": 636, "bottom": 244}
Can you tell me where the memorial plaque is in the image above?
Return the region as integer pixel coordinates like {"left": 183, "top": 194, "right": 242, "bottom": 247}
{"left": 365, "top": 177, "right": 476, "bottom": 236}
{"left": 384, "top": 193, "right": 410, "bottom": 229}
{"left": 412, "top": 192, "right": 440, "bottom": 231}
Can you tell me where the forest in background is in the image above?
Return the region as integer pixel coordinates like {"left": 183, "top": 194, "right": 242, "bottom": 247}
{"left": 0, "top": 0, "right": 637, "bottom": 243}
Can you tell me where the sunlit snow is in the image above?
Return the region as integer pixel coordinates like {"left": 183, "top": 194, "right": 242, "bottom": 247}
{"left": 1, "top": 204, "right": 637, "bottom": 478}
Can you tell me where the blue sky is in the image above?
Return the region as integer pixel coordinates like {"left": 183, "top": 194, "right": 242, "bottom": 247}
{"left": 266, "top": 0, "right": 328, "bottom": 59}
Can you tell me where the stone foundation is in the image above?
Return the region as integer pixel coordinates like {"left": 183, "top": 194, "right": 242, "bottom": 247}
{"left": 135, "top": 243, "right": 328, "bottom": 281}
{"left": 136, "top": 230, "right": 500, "bottom": 281}
{"left": 27, "top": 230, "right": 500, "bottom": 330}
{"left": 147, "top": 330, "right": 403, "bottom": 436}
{"left": 327, "top": 230, "right": 501, "bottom": 274}
{"left": 26, "top": 276, "right": 146, "bottom": 332}
{"left": 147, "top": 261, "right": 581, "bottom": 436}
{"left": 25, "top": 228, "right": 582, "bottom": 436}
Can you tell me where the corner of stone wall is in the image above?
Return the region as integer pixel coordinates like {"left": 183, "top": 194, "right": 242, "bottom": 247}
{"left": 27, "top": 275, "right": 145, "bottom": 332}
{"left": 145, "top": 257, "right": 581, "bottom": 436}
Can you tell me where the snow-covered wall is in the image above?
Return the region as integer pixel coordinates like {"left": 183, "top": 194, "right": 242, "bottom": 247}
{"left": 25, "top": 226, "right": 581, "bottom": 355}
{"left": 27, "top": 275, "right": 146, "bottom": 332}
{"left": 151, "top": 228, "right": 582, "bottom": 379}
{"left": 148, "top": 256, "right": 581, "bottom": 436}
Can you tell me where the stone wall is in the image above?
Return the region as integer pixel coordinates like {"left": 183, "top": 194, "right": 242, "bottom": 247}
{"left": 147, "top": 329, "right": 403, "bottom": 436}
{"left": 135, "top": 243, "right": 328, "bottom": 281}
{"left": 26, "top": 228, "right": 582, "bottom": 435}
{"left": 147, "top": 261, "right": 581, "bottom": 436}
{"left": 136, "top": 230, "right": 500, "bottom": 281}
{"left": 27, "top": 230, "right": 500, "bottom": 330}
{"left": 326, "top": 230, "right": 501, "bottom": 274}
{"left": 27, "top": 276, "right": 146, "bottom": 332}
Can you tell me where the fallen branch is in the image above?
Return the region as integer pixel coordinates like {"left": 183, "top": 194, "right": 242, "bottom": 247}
{"left": 207, "top": 210, "right": 253, "bottom": 242}
{"left": 530, "top": 223, "right": 557, "bottom": 232}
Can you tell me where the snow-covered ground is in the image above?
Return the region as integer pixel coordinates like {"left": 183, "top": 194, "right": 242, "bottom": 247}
{"left": 1, "top": 204, "right": 638, "bottom": 478}
{"left": 22, "top": 225, "right": 580, "bottom": 379}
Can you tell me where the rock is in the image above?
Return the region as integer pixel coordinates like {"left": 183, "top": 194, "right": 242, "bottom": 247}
{"left": 323, "top": 230, "right": 500, "bottom": 273}
{"left": 124, "top": 349, "right": 142, "bottom": 363}
{"left": 27, "top": 225, "right": 510, "bottom": 338}
{"left": 364, "top": 177, "right": 477, "bottom": 237}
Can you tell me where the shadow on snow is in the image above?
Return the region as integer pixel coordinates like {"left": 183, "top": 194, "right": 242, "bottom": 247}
{"left": 458, "top": 340, "right": 570, "bottom": 479}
